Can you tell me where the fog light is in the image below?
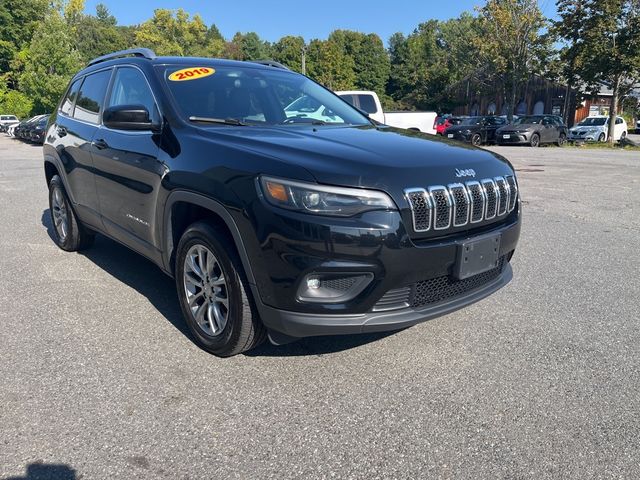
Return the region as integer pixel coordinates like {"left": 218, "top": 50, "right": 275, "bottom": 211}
{"left": 297, "top": 273, "right": 374, "bottom": 304}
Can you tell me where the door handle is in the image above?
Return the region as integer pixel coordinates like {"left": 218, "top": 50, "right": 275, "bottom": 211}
{"left": 56, "top": 126, "right": 67, "bottom": 137}
{"left": 92, "top": 138, "right": 109, "bottom": 150}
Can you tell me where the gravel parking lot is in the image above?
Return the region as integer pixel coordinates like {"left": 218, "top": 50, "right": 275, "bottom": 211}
{"left": 1, "top": 135, "right": 639, "bottom": 479}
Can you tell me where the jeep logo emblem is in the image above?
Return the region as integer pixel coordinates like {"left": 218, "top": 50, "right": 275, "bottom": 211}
{"left": 455, "top": 168, "right": 476, "bottom": 178}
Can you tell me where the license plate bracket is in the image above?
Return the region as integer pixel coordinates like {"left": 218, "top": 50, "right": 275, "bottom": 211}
{"left": 447, "top": 133, "right": 454, "bottom": 138}
{"left": 455, "top": 233, "right": 501, "bottom": 280}
{"left": 503, "top": 134, "right": 510, "bottom": 139}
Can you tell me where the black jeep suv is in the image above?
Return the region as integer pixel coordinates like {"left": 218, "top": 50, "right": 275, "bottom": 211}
{"left": 44, "top": 49, "right": 521, "bottom": 357}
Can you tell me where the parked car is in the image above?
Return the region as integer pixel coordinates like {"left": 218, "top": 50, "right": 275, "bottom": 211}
{"left": 44, "top": 49, "right": 521, "bottom": 357}
{"left": 29, "top": 115, "right": 50, "bottom": 144}
{"left": 15, "top": 115, "right": 46, "bottom": 140}
{"left": 336, "top": 90, "right": 438, "bottom": 134}
{"left": 435, "top": 116, "right": 464, "bottom": 136}
{"left": 444, "top": 115, "right": 507, "bottom": 146}
{"left": 0, "top": 115, "right": 19, "bottom": 132}
{"left": 568, "top": 115, "right": 628, "bottom": 142}
{"left": 496, "top": 115, "right": 568, "bottom": 147}
{"left": 19, "top": 114, "right": 48, "bottom": 141}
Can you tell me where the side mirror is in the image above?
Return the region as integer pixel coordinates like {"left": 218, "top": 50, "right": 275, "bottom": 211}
{"left": 103, "top": 104, "right": 159, "bottom": 131}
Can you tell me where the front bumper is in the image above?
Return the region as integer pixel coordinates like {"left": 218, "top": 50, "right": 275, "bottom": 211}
{"left": 497, "top": 132, "right": 530, "bottom": 144}
{"left": 241, "top": 201, "right": 521, "bottom": 338}
{"left": 446, "top": 131, "right": 472, "bottom": 142}
{"left": 568, "top": 131, "right": 600, "bottom": 141}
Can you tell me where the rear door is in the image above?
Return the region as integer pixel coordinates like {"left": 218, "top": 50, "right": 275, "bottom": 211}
{"left": 50, "top": 69, "right": 112, "bottom": 227}
{"left": 541, "top": 116, "right": 557, "bottom": 143}
{"left": 91, "top": 66, "right": 163, "bottom": 257}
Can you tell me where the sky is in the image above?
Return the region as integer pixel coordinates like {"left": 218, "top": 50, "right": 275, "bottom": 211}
{"left": 84, "top": 0, "right": 559, "bottom": 44}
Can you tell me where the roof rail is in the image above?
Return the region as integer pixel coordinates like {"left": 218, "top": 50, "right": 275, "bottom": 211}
{"left": 87, "top": 48, "right": 156, "bottom": 67}
{"left": 250, "top": 60, "right": 290, "bottom": 71}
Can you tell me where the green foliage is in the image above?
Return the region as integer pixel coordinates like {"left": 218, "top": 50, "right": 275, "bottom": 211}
{"left": 272, "top": 36, "right": 305, "bottom": 72}
{"left": 135, "top": 9, "right": 208, "bottom": 56}
{"left": 329, "top": 30, "right": 390, "bottom": 96}
{"left": 74, "top": 5, "right": 129, "bottom": 62}
{"left": 554, "top": 0, "right": 640, "bottom": 142}
{"left": 474, "top": 0, "right": 549, "bottom": 120}
{"left": 19, "top": 8, "right": 82, "bottom": 114}
{"left": 0, "top": 89, "right": 33, "bottom": 118}
{"left": 306, "top": 39, "right": 356, "bottom": 90}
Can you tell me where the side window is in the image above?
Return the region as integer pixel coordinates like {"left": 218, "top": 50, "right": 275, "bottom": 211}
{"left": 356, "top": 94, "right": 378, "bottom": 114}
{"left": 615, "top": 117, "right": 623, "bottom": 125}
{"left": 106, "top": 67, "right": 159, "bottom": 124}
{"left": 60, "top": 79, "right": 81, "bottom": 117}
{"left": 74, "top": 69, "right": 112, "bottom": 124}
{"left": 339, "top": 94, "right": 356, "bottom": 107}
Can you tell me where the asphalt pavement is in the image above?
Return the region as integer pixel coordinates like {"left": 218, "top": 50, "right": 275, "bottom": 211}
{"left": 1, "top": 135, "right": 639, "bottom": 479}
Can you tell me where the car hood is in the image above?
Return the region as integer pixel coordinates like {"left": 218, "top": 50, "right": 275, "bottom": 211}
{"left": 570, "top": 125, "right": 605, "bottom": 131}
{"left": 196, "top": 125, "right": 514, "bottom": 204}
{"left": 497, "top": 124, "right": 540, "bottom": 132}
{"left": 445, "top": 125, "right": 481, "bottom": 134}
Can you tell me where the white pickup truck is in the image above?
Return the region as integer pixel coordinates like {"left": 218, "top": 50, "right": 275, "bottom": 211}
{"left": 336, "top": 90, "right": 437, "bottom": 135}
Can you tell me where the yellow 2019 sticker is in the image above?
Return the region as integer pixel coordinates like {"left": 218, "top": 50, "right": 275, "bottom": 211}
{"left": 168, "top": 67, "right": 215, "bottom": 82}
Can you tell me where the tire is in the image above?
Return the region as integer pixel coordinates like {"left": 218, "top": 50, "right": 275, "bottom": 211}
{"left": 48, "top": 175, "right": 95, "bottom": 251}
{"left": 471, "top": 133, "right": 482, "bottom": 146}
{"left": 620, "top": 131, "right": 627, "bottom": 141}
{"left": 530, "top": 133, "right": 540, "bottom": 148}
{"left": 557, "top": 133, "right": 566, "bottom": 147}
{"left": 175, "top": 221, "right": 266, "bottom": 357}
{"left": 598, "top": 133, "right": 605, "bottom": 142}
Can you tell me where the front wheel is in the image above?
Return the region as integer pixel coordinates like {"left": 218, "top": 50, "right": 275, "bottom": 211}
{"left": 598, "top": 132, "right": 606, "bottom": 142}
{"left": 471, "top": 133, "right": 482, "bottom": 146}
{"left": 557, "top": 133, "right": 566, "bottom": 147}
{"left": 175, "top": 221, "right": 265, "bottom": 357}
{"left": 530, "top": 133, "right": 540, "bottom": 148}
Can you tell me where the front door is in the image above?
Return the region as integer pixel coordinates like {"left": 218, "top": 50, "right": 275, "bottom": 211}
{"left": 91, "top": 66, "right": 164, "bottom": 258}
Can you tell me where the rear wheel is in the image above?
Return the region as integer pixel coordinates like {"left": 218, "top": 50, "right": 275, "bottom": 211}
{"left": 530, "top": 133, "right": 540, "bottom": 148}
{"left": 175, "top": 221, "right": 265, "bottom": 357}
{"left": 620, "top": 131, "right": 627, "bottom": 142}
{"left": 557, "top": 133, "right": 566, "bottom": 147}
{"left": 48, "top": 175, "right": 94, "bottom": 251}
{"left": 471, "top": 133, "right": 482, "bottom": 146}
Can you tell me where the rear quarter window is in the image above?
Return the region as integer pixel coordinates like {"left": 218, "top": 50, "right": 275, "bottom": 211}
{"left": 356, "top": 94, "right": 378, "bottom": 114}
{"left": 73, "top": 69, "right": 112, "bottom": 124}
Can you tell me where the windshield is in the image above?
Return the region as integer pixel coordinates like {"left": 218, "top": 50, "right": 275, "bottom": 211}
{"left": 162, "top": 65, "right": 369, "bottom": 126}
{"left": 514, "top": 116, "right": 543, "bottom": 125}
{"left": 578, "top": 117, "right": 607, "bottom": 126}
{"left": 460, "top": 117, "right": 482, "bottom": 126}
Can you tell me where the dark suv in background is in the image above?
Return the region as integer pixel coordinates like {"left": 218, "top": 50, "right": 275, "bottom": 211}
{"left": 444, "top": 115, "right": 507, "bottom": 146}
{"left": 44, "top": 49, "right": 521, "bottom": 357}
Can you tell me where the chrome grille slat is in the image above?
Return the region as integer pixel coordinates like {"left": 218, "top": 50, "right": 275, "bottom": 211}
{"left": 404, "top": 188, "right": 432, "bottom": 232}
{"left": 505, "top": 175, "right": 518, "bottom": 212}
{"left": 405, "top": 175, "right": 517, "bottom": 233}
{"left": 482, "top": 179, "right": 498, "bottom": 220}
{"left": 448, "top": 183, "right": 470, "bottom": 227}
{"left": 429, "top": 186, "right": 452, "bottom": 230}
{"left": 494, "top": 177, "right": 509, "bottom": 216}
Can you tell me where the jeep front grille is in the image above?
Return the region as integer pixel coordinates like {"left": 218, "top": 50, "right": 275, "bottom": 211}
{"left": 404, "top": 175, "right": 517, "bottom": 232}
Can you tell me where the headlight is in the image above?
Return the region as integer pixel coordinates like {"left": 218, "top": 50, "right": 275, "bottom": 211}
{"left": 258, "top": 176, "right": 396, "bottom": 216}
{"left": 587, "top": 128, "right": 599, "bottom": 134}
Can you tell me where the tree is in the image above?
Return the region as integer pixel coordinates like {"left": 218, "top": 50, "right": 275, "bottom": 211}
{"left": 475, "top": 0, "right": 549, "bottom": 122}
{"left": 19, "top": 8, "right": 82, "bottom": 113}
{"left": 555, "top": 0, "right": 640, "bottom": 144}
{"left": 74, "top": 4, "right": 128, "bottom": 62}
{"left": 135, "top": 9, "right": 208, "bottom": 56}
{"left": 272, "top": 36, "right": 305, "bottom": 72}
{"left": 328, "top": 30, "right": 390, "bottom": 96}
{"left": 306, "top": 39, "right": 356, "bottom": 90}
{"left": 0, "top": 89, "right": 33, "bottom": 118}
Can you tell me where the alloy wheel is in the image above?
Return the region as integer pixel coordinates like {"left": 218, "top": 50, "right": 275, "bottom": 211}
{"left": 183, "top": 244, "right": 229, "bottom": 336}
{"left": 51, "top": 187, "right": 69, "bottom": 242}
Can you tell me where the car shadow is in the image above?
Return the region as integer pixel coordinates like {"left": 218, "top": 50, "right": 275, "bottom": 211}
{"left": 5, "top": 462, "right": 77, "bottom": 480}
{"left": 41, "top": 209, "right": 399, "bottom": 357}
{"left": 41, "top": 210, "right": 191, "bottom": 341}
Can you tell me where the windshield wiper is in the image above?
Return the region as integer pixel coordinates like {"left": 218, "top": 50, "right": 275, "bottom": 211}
{"left": 188, "top": 116, "right": 248, "bottom": 126}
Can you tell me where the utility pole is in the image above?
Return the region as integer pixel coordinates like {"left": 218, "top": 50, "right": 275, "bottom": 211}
{"left": 301, "top": 45, "right": 307, "bottom": 75}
